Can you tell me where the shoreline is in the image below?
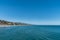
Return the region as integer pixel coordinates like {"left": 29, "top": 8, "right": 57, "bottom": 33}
{"left": 0, "top": 25, "right": 31, "bottom": 27}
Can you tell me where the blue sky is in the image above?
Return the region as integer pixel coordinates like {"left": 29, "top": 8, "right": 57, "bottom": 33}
{"left": 0, "top": 0, "right": 60, "bottom": 25}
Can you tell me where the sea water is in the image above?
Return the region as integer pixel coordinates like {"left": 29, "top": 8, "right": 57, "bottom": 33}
{"left": 0, "top": 25, "right": 60, "bottom": 40}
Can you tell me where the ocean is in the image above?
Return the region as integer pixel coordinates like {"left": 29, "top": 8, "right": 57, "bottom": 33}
{"left": 0, "top": 25, "right": 60, "bottom": 40}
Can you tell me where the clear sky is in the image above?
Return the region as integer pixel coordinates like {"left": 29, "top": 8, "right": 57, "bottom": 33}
{"left": 0, "top": 0, "right": 60, "bottom": 25}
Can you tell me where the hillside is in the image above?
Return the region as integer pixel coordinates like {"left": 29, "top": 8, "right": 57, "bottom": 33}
{"left": 0, "top": 20, "right": 30, "bottom": 26}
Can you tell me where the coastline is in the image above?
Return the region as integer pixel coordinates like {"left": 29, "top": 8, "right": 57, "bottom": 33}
{"left": 0, "top": 20, "right": 31, "bottom": 27}
{"left": 0, "top": 25, "right": 31, "bottom": 27}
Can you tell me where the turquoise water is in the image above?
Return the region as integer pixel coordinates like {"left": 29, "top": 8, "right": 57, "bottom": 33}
{"left": 0, "top": 25, "right": 60, "bottom": 40}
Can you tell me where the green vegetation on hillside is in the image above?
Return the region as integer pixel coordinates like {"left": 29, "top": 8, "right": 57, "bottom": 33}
{"left": 0, "top": 20, "right": 30, "bottom": 25}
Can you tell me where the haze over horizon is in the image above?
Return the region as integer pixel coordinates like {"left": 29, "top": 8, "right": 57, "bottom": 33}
{"left": 0, "top": 0, "right": 60, "bottom": 25}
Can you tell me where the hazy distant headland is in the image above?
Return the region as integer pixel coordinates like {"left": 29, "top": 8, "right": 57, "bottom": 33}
{"left": 0, "top": 20, "right": 31, "bottom": 26}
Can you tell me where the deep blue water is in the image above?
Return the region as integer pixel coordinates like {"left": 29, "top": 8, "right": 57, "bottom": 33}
{"left": 0, "top": 25, "right": 60, "bottom": 40}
